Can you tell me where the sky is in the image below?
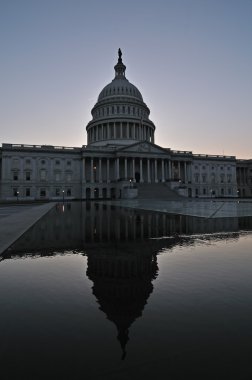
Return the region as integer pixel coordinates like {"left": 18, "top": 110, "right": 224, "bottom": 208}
{"left": 0, "top": 0, "right": 251, "bottom": 158}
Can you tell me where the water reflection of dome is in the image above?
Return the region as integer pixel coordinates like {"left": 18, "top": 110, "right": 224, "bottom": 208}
{"left": 86, "top": 247, "right": 158, "bottom": 359}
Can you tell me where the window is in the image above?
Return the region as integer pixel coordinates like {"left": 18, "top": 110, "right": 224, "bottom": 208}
{"left": 221, "top": 188, "right": 224, "bottom": 195}
{"left": 194, "top": 173, "right": 199, "bottom": 183}
{"left": 26, "top": 188, "right": 30, "bottom": 197}
{"left": 227, "top": 174, "right": 232, "bottom": 183}
{"left": 55, "top": 188, "right": 60, "bottom": 196}
{"left": 13, "top": 172, "right": 18, "bottom": 181}
{"left": 203, "top": 188, "right": 206, "bottom": 195}
{"left": 55, "top": 160, "right": 60, "bottom": 165}
{"left": 117, "top": 106, "right": 120, "bottom": 114}
{"left": 40, "top": 170, "right": 46, "bottom": 180}
{"left": 67, "top": 161, "right": 71, "bottom": 166}
{"left": 40, "top": 189, "right": 46, "bottom": 197}
{"left": 25, "top": 172, "right": 31, "bottom": 181}
{"left": 55, "top": 172, "right": 61, "bottom": 181}
{"left": 66, "top": 173, "right": 72, "bottom": 182}
{"left": 67, "top": 189, "right": 71, "bottom": 196}
{"left": 220, "top": 174, "right": 225, "bottom": 183}
{"left": 202, "top": 174, "right": 206, "bottom": 183}
{"left": 194, "top": 165, "right": 198, "bottom": 170}
{"left": 25, "top": 159, "right": 31, "bottom": 165}
{"left": 41, "top": 160, "right": 45, "bottom": 165}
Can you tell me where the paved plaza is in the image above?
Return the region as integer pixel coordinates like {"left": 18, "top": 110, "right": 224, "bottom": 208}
{"left": 0, "top": 203, "right": 55, "bottom": 255}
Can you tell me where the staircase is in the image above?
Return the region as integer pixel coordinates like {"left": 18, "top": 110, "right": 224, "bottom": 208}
{"left": 137, "top": 183, "right": 183, "bottom": 200}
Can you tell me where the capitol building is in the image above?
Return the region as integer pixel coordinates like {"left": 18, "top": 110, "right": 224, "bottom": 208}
{"left": 0, "top": 50, "right": 251, "bottom": 201}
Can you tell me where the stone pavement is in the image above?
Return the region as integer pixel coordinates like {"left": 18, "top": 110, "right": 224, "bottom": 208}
{"left": 104, "top": 199, "right": 252, "bottom": 219}
{"left": 0, "top": 203, "right": 55, "bottom": 254}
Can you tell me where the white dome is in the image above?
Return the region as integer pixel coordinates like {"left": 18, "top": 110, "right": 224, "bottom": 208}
{"left": 98, "top": 78, "right": 143, "bottom": 102}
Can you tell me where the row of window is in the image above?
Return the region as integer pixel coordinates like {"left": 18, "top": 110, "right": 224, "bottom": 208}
{"left": 194, "top": 165, "right": 232, "bottom": 171}
{"left": 194, "top": 173, "right": 233, "bottom": 183}
{"left": 12, "top": 171, "right": 73, "bottom": 182}
{"left": 102, "top": 86, "right": 139, "bottom": 97}
{"left": 88, "top": 123, "right": 153, "bottom": 142}
{"left": 194, "top": 188, "right": 233, "bottom": 196}
{"left": 12, "top": 159, "right": 72, "bottom": 167}
{"left": 93, "top": 105, "right": 147, "bottom": 119}
{"left": 13, "top": 188, "right": 72, "bottom": 197}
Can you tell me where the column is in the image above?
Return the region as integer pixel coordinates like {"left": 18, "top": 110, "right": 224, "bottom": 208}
{"left": 184, "top": 162, "right": 187, "bottom": 183}
{"left": 113, "top": 123, "right": 116, "bottom": 139}
{"left": 127, "top": 123, "right": 129, "bottom": 139}
{"left": 154, "top": 159, "right": 158, "bottom": 183}
{"left": 91, "top": 158, "right": 94, "bottom": 183}
{"left": 124, "top": 158, "right": 127, "bottom": 179}
{"left": 116, "top": 158, "right": 120, "bottom": 180}
{"left": 161, "top": 159, "right": 165, "bottom": 182}
{"left": 99, "top": 158, "right": 102, "bottom": 183}
{"left": 133, "top": 124, "right": 136, "bottom": 139}
{"left": 107, "top": 158, "right": 110, "bottom": 183}
{"left": 83, "top": 158, "right": 86, "bottom": 183}
{"left": 178, "top": 161, "right": 181, "bottom": 179}
{"left": 147, "top": 159, "right": 151, "bottom": 183}
{"left": 132, "top": 158, "right": 135, "bottom": 180}
{"left": 168, "top": 160, "right": 172, "bottom": 180}
{"left": 140, "top": 158, "right": 143, "bottom": 183}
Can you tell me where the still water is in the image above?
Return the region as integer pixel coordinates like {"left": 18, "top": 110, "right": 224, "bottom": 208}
{"left": 1, "top": 202, "right": 252, "bottom": 379}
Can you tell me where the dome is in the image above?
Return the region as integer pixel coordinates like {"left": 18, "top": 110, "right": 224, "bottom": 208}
{"left": 86, "top": 49, "right": 156, "bottom": 147}
{"left": 98, "top": 78, "right": 143, "bottom": 102}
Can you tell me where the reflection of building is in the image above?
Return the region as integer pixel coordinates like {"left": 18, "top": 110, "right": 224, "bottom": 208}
{"left": 5, "top": 202, "right": 250, "bottom": 255}
{"left": 2, "top": 49, "right": 251, "bottom": 200}
{"left": 86, "top": 247, "right": 158, "bottom": 359}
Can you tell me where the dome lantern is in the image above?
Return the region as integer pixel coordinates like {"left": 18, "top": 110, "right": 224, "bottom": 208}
{"left": 114, "top": 48, "right": 126, "bottom": 79}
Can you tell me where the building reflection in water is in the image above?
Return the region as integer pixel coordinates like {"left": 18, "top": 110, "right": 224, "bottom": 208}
{"left": 4, "top": 202, "right": 252, "bottom": 359}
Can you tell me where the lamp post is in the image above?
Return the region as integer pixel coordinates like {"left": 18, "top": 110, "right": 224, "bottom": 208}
{"left": 16, "top": 191, "right": 19, "bottom": 202}
{"left": 62, "top": 189, "right": 65, "bottom": 203}
{"left": 129, "top": 179, "right": 132, "bottom": 188}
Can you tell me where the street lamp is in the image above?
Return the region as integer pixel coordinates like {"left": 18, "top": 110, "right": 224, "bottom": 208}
{"left": 129, "top": 179, "right": 132, "bottom": 188}
{"left": 62, "top": 189, "right": 65, "bottom": 203}
{"left": 93, "top": 166, "right": 97, "bottom": 182}
{"left": 16, "top": 191, "right": 19, "bottom": 202}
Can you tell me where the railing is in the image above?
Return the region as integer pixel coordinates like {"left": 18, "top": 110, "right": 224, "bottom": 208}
{"left": 2, "top": 143, "right": 80, "bottom": 151}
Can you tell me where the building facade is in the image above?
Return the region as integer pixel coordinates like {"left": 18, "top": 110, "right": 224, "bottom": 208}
{"left": 0, "top": 50, "right": 247, "bottom": 201}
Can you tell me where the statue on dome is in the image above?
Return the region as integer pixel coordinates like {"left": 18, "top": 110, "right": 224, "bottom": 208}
{"left": 118, "top": 48, "right": 122, "bottom": 63}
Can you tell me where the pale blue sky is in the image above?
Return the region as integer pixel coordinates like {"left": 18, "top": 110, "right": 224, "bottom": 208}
{"left": 0, "top": 0, "right": 251, "bottom": 158}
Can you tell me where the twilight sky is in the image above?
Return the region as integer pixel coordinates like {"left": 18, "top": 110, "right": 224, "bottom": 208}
{"left": 0, "top": 0, "right": 251, "bottom": 158}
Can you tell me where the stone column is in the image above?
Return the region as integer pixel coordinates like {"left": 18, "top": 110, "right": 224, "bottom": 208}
{"left": 120, "top": 122, "right": 123, "bottom": 138}
{"left": 124, "top": 158, "right": 127, "bottom": 179}
{"left": 116, "top": 158, "right": 120, "bottom": 180}
{"left": 99, "top": 158, "right": 102, "bottom": 183}
{"left": 132, "top": 158, "right": 135, "bottom": 179}
{"left": 133, "top": 124, "right": 136, "bottom": 139}
{"left": 161, "top": 159, "right": 165, "bottom": 182}
{"left": 184, "top": 162, "right": 187, "bottom": 183}
{"left": 155, "top": 159, "right": 158, "bottom": 183}
{"left": 127, "top": 122, "right": 129, "bottom": 139}
{"left": 178, "top": 161, "right": 181, "bottom": 179}
{"left": 83, "top": 158, "right": 86, "bottom": 183}
{"left": 91, "top": 158, "right": 94, "bottom": 183}
{"left": 140, "top": 158, "right": 143, "bottom": 183}
{"left": 168, "top": 160, "right": 171, "bottom": 180}
{"left": 147, "top": 159, "right": 151, "bottom": 183}
{"left": 113, "top": 123, "right": 116, "bottom": 139}
{"left": 107, "top": 158, "right": 110, "bottom": 183}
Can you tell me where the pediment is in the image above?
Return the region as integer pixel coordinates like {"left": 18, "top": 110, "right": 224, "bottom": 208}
{"left": 117, "top": 141, "right": 170, "bottom": 155}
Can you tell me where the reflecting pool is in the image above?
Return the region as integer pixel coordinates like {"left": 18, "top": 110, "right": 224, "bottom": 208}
{"left": 1, "top": 202, "right": 252, "bottom": 379}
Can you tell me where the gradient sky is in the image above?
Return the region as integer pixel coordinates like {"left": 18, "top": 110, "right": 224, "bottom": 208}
{"left": 0, "top": 0, "right": 251, "bottom": 158}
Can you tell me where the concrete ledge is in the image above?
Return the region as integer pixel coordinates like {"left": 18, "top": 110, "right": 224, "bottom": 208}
{"left": 0, "top": 203, "right": 56, "bottom": 255}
